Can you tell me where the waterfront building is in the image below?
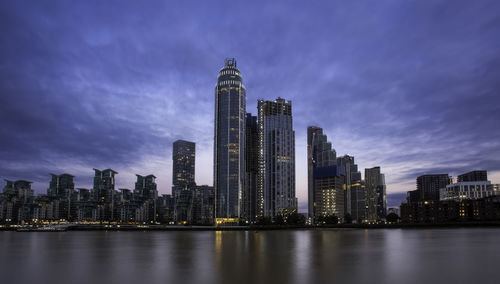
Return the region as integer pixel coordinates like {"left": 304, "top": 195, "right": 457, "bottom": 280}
{"left": 244, "top": 113, "right": 258, "bottom": 221}
{"left": 258, "top": 98, "right": 296, "bottom": 218}
{"left": 157, "top": 194, "right": 175, "bottom": 224}
{"left": 0, "top": 180, "right": 34, "bottom": 223}
{"left": 350, "top": 176, "right": 367, "bottom": 223}
{"left": 134, "top": 174, "right": 158, "bottom": 222}
{"left": 214, "top": 58, "right": 246, "bottom": 222}
{"left": 307, "top": 126, "right": 337, "bottom": 222}
{"left": 440, "top": 181, "right": 496, "bottom": 201}
{"left": 313, "top": 165, "right": 345, "bottom": 219}
{"left": 365, "top": 167, "right": 387, "bottom": 222}
{"left": 92, "top": 169, "right": 117, "bottom": 203}
{"left": 415, "top": 174, "right": 451, "bottom": 202}
{"left": 192, "top": 185, "right": 215, "bottom": 225}
{"left": 92, "top": 168, "right": 117, "bottom": 220}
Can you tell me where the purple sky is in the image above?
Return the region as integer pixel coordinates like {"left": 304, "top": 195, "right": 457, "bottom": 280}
{"left": 1, "top": 0, "right": 500, "bottom": 210}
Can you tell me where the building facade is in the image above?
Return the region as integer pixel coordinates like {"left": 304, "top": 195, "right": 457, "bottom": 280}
{"left": 414, "top": 174, "right": 451, "bottom": 202}
{"left": 440, "top": 181, "right": 496, "bottom": 201}
{"left": 313, "top": 165, "right": 345, "bottom": 219}
{"left": 172, "top": 140, "right": 196, "bottom": 196}
{"left": 258, "top": 98, "right": 296, "bottom": 218}
{"left": 214, "top": 58, "right": 246, "bottom": 221}
{"left": 307, "top": 126, "right": 337, "bottom": 222}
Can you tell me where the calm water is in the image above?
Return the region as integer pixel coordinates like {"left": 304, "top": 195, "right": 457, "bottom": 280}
{"left": 1, "top": 229, "right": 499, "bottom": 284}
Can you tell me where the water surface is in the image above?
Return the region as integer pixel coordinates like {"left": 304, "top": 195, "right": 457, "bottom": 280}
{"left": 1, "top": 229, "right": 498, "bottom": 284}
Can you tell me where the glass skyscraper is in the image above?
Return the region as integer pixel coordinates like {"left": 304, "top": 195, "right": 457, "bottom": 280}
{"left": 214, "top": 58, "right": 246, "bottom": 221}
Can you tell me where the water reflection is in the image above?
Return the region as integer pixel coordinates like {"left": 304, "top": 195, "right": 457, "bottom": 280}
{"left": 1, "top": 229, "right": 500, "bottom": 284}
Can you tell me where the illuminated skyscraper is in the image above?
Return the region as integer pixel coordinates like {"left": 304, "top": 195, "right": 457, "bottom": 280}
{"left": 258, "top": 98, "right": 296, "bottom": 217}
{"left": 214, "top": 58, "right": 246, "bottom": 221}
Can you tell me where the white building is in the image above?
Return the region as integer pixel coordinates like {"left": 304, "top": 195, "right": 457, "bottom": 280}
{"left": 440, "top": 181, "right": 497, "bottom": 201}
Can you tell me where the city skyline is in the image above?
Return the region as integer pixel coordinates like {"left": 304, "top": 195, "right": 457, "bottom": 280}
{"left": 1, "top": 1, "right": 500, "bottom": 212}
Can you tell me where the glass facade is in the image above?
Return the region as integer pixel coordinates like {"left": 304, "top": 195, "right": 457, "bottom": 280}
{"left": 214, "top": 58, "right": 246, "bottom": 219}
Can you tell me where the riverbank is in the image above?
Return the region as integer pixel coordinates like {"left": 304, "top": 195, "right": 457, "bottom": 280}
{"left": 2, "top": 221, "right": 500, "bottom": 231}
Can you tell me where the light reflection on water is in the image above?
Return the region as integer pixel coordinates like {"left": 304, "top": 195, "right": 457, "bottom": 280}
{"left": 1, "top": 229, "right": 499, "bottom": 284}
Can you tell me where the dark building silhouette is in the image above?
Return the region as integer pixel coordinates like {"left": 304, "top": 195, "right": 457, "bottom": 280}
{"left": 416, "top": 174, "right": 451, "bottom": 202}
{"left": 214, "top": 58, "right": 246, "bottom": 221}
{"left": 365, "top": 167, "right": 386, "bottom": 222}
{"left": 458, "top": 170, "right": 487, "bottom": 182}
{"left": 192, "top": 185, "right": 215, "bottom": 225}
{"left": 244, "top": 113, "right": 258, "bottom": 222}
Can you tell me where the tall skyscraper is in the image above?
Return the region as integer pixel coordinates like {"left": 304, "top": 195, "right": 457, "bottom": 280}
{"left": 337, "top": 155, "right": 354, "bottom": 215}
{"left": 307, "top": 126, "right": 337, "bottom": 221}
{"left": 365, "top": 166, "right": 386, "bottom": 222}
{"left": 214, "top": 58, "right": 246, "bottom": 221}
{"left": 244, "top": 113, "right": 258, "bottom": 221}
{"left": 258, "top": 98, "right": 296, "bottom": 217}
{"left": 172, "top": 140, "right": 195, "bottom": 193}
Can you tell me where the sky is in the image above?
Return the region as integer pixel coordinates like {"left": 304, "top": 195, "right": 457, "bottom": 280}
{"left": 1, "top": 0, "right": 500, "bottom": 211}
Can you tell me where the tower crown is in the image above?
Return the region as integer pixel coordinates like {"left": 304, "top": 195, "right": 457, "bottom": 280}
{"left": 224, "top": 58, "right": 237, "bottom": 67}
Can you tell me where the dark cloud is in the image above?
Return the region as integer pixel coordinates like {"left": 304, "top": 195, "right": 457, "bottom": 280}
{"left": 1, "top": 0, "right": 499, "bottom": 209}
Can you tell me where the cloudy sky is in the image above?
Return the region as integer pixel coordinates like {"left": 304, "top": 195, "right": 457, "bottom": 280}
{"left": 1, "top": 0, "right": 499, "bottom": 210}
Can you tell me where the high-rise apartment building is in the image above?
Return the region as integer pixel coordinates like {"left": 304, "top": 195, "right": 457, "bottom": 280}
{"left": 258, "top": 98, "right": 296, "bottom": 217}
{"left": 93, "top": 169, "right": 117, "bottom": 203}
{"left": 313, "top": 165, "right": 345, "bottom": 218}
{"left": 416, "top": 174, "right": 451, "bottom": 202}
{"left": 92, "top": 168, "right": 117, "bottom": 220}
{"left": 214, "top": 58, "right": 246, "bottom": 221}
{"left": 307, "top": 126, "right": 337, "bottom": 221}
{"left": 48, "top": 173, "right": 75, "bottom": 198}
{"left": 135, "top": 174, "right": 158, "bottom": 200}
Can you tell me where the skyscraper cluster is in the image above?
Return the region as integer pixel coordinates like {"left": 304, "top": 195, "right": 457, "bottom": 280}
{"left": 0, "top": 58, "right": 396, "bottom": 226}
{"left": 307, "top": 126, "right": 387, "bottom": 224}
{"left": 214, "top": 58, "right": 296, "bottom": 224}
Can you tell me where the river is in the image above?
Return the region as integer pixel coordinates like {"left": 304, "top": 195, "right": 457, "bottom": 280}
{"left": 0, "top": 228, "right": 498, "bottom": 284}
